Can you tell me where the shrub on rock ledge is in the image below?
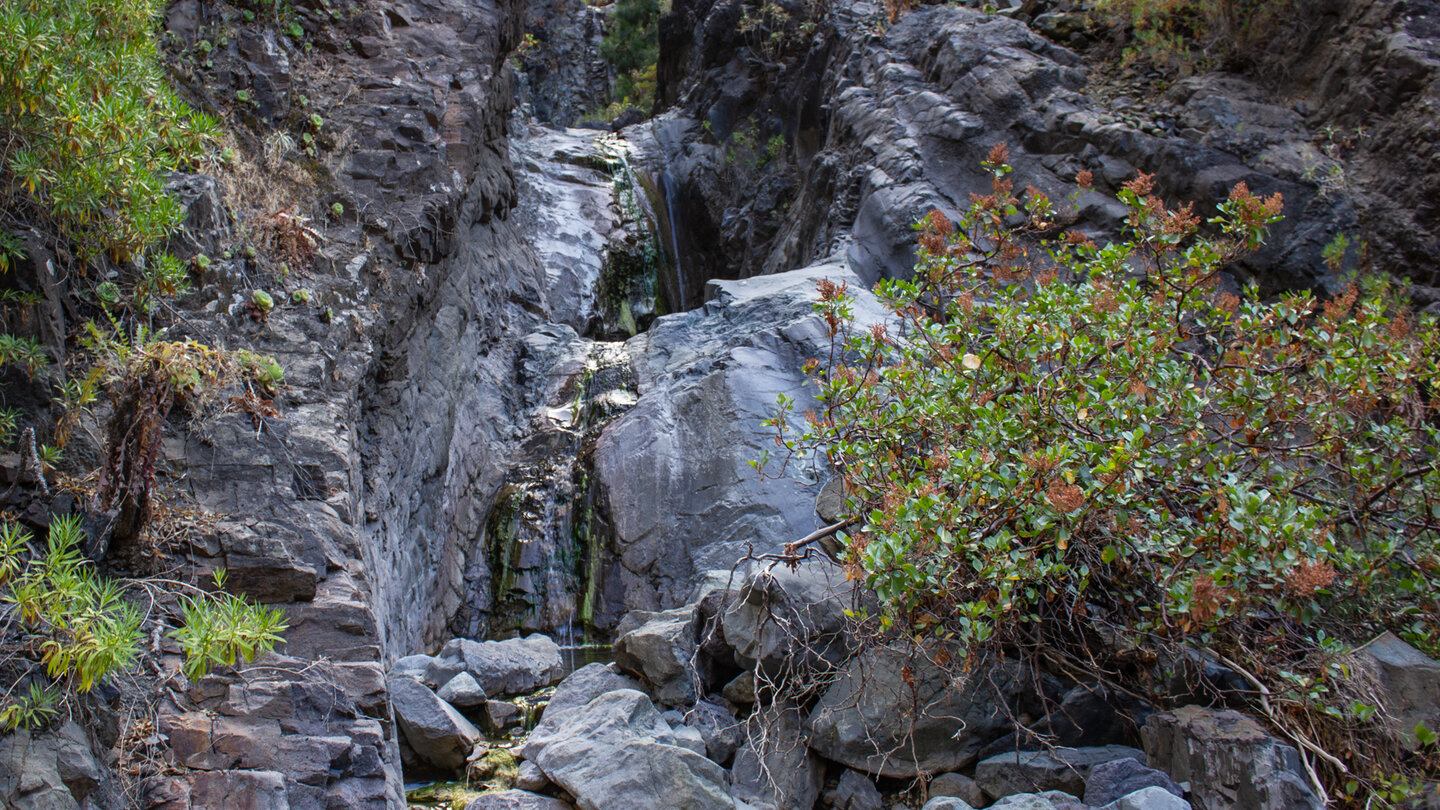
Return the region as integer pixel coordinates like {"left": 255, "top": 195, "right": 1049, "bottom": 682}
{"left": 765, "top": 145, "right": 1440, "bottom": 802}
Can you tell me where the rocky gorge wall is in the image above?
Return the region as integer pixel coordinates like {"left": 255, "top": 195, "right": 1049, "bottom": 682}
{"left": 4, "top": 0, "right": 1440, "bottom": 806}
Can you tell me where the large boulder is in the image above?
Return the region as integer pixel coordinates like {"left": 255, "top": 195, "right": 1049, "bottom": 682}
{"left": 685, "top": 698, "right": 744, "bottom": 765}
{"left": 721, "top": 558, "right": 854, "bottom": 676}
{"left": 1084, "top": 758, "right": 1184, "bottom": 806}
{"left": 590, "top": 263, "right": 887, "bottom": 626}
{"left": 731, "top": 702, "right": 824, "bottom": 810}
{"left": 1097, "top": 786, "right": 1192, "bottom": 810}
{"left": 807, "top": 645, "right": 1017, "bottom": 777}
{"left": 1358, "top": 631, "right": 1440, "bottom": 749}
{"left": 930, "top": 772, "right": 986, "bottom": 807}
{"left": 518, "top": 689, "right": 732, "bottom": 810}
{"left": 539, "top": 663, "right": 645, "bottom": 723}
{"left": 389, "top": 674, "right": 482, "bottom": 772}
{"left": 828, "top": 769, "right": 883, "bottom": 810}
{"left": 429, "top": 635, "right": 566, "bottom": 697}
{"left": 613, "top": 606, "right": 701, "bottom": 707}
{"left": 1142, "top": 705, "right": 1322, "bottom": 810}
{"left": 975, "top": 745, "right": 1146, "bottom": 798}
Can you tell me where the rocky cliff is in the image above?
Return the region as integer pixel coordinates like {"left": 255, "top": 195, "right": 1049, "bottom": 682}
{"left": 2, "top": 0, "right": 1438, "bottom": 807}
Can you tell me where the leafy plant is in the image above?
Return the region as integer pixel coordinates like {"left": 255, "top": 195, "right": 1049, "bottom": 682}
{"left": 170, "top": 570, "right": 288, "bottom": 681}
{"left": 0, "top": 333, "right": 50, "bottom": 378}
{"left": 0, "top": 516, "right": 288, "bottom": 730}
{"left": 600, "top": 0, "right": 660, "bottom": 113}
{"left": 766, "top": 146, "right": 1440, "bottom": 800}
{"left": 83, "top": 322, "right": 284, "bottom": 557}
{"left": 1094, "top": 0, "right": 1301, "bottom": 74}
{"left": 0, "top": 0, "right": 218, "bottom": 261}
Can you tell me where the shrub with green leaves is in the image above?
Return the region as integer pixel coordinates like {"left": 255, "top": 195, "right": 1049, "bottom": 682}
{"left": 1093, "top": 0, "right": 1301, "bottom": 74}
{"left": 0, "top": 0, "right": 217, "bottom": 261}
{"left": 600, "top": 0, "right": 660, "bottom": 113}
{"left": 767, "top": 146, "right": 1440, "bottom": 799}
{"left": 0, "top": 515, "right": 289, "bottom": 730}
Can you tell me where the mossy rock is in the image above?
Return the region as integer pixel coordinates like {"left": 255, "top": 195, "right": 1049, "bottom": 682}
{"left": 405, "top": 781, "right": 486, "bottom": 809}
{"left": 466, "top": 747, "right": 519, "bottom": 789}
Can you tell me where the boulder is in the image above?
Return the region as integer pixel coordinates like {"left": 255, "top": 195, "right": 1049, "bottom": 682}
{"left": 829, "top": 769, "right": 883, "bottom": 810}
{"left": 487, "top": 700, "right": 523, "bottom": 731}
{"left": 1097, "top": 786, "right": 1193, "bottom": 810}
{"left": 519, "top": 689, "right": 732, "bottom": 810}
{"left": 464, "top": 790, "right": 573, "bottom": 810}
{"left": 1142, "top": 705, "right": 1322, "bottom": 810}
{"left": 987, "top": 795, "right": 1063, "bottom": 810}
{"left": 438, "top": 672, "right": 488, "bottom": 708}
{"left": 0, "top": 721, "right": 107, "bottom": 809}
{"left": 923, "top": 800, "right": 977, "bottom": 810}
{"left": 613, "top": 606, "right": 701, "bottom": 706}
{"left": 539, "top": 663, "right": 645, "bottom": 723}
{"left": 930, "top": 772, "right": 986, "bottom": 807}
{"left": 391, "top": 654, "right": 437, "bottom": 685}
{"left": 1359, "top": 631, "right": 1440, "bottom": 749}
{"left": 976, "top": 745, "right": 1146, "bottom": 797}
{"left": 431, "top": 635, "right": 566, "bottom": 697}
{"left": 685, "top": 698, "right": 743, "bottom": 765}
{"left": 590, "top": 264, "right": 887, "bottom": 625}
{"left": 722, "top": 671, "right": 756, "bottom": 705}
{"left": 1084, "top": 758, "right": 1184, "bottom": 806}
{"left": 516, "top": 761, "right": 549, "bottom": 792}
{"left": 389, "top": 674, "right": 482, "bottom": 772}
{"left": 731, "top": 702, "right": 824, "bottom": 810}
{"left": 807, "top": 645, "right": 1017, "bottom": 777}
{"left": 721, "top": 558, "right": 853, "bottom": 676}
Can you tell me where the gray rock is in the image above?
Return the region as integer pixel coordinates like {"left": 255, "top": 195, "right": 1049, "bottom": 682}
{"left": 722, "top": 671, "right": 756, "bottom": 705}
{"left": 1143, "top": 705, "right": 1322, "bottom": 810}
{"left": 540, "top": 663, "right": 645, "bottom": 723}
{"left": 1359, "top": 631, "right": 1440, "bottom": 749}
{"left": 930, "top": 772, "right": 986, "bottom": 807}
{"left": 487, "top": 700, "right": 523, "bottom": 730}
{"left": 0, "top": 721, "right": 107, "bottom": 809}
{"left": 1097, "top": 786, "right": 1192, "bottom": 810}
{"left": 988, "top": 795, "right": 1061, "bottom": 810}
{"left": 807, "top": 645, "right": 1017, "bottom": 777}
{"left": 465, "top": 790, "right": 573, "bottom": 810}
{"left": 591, "top": 263, "right": 886, "bottom": 626}
{"left": 519, "top": 689, "right": 732, "bottom": 810}
{"left": 613, "top": 606, "right": 701, "bottom": 706}
{"left": 672, "top": 723, "right": 709, "bottom": 757}
{"left": 393, "top": 654, "right": 438, "bottom": 685}
{"left": 1084, "top": 758, "right": 1184, "bottom": 805}
{"left": 432, "top": 635, "right": 566, "bottom": 697}
{"left": 685, "top": 698, "right": 743, "bottom": 765}
{"left": 731, "top": 702, "right": 824, "bottom": 810}
{"left": 923, "top": 800, "right": 977, "bottom": 810}
{"left": 389, "top": 674, "right": 482, "bottom": 772}
{"left": 438, "top": 672, "right": 489, "bottom": 707}
{"left": 721, "top": 557, "right": 854, "bottom": 676}
{"left": 516, "top": 760, "right": 550, "bottom": 792}
{"left": 830, "top": 769, "right": 884, "bottom": 810}
{"left": 976, "top": 745, "right": 1146, "bottom": 797}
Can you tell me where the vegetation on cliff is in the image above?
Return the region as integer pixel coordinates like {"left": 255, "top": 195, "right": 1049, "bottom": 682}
{"left": 766, "top": 146, "right": 1440, "bottom": 802}
{"left": 0, "top": 0, "right": 287, "bottom": 732}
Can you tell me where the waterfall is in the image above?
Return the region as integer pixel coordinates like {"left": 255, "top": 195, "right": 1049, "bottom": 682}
{"left": 454, "top": 121, "right": 672, "bottom": 642}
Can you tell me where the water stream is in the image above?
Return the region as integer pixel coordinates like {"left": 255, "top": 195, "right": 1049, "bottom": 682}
{"left": 453, "top": 120, "right": 671, "bottom": 643}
